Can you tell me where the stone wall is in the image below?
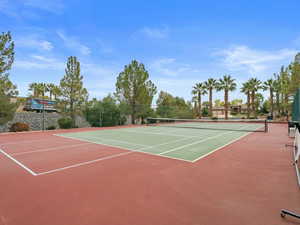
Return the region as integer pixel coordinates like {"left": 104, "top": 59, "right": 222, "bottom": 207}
{"left": 0, "top": 112, "right": 90, "bottom": 132}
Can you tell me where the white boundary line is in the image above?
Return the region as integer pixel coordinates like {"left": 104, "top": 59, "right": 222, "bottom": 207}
{"left": 78, "top": 135, "right": 149, "bottom": 147}
{"left": 159, "top": 124, "right": 259, "bottom": 157}
{"left": 139, "top": 137, "right": 193, "bottom": 151}
{"left": 11, "top": 143, "right": 94, "bottom": 156}
{"left": 35, "top": 151, "right": 133, "bottom": 176}
{"left": 1, "top": 137, "right": 64, "bottom": 146}
{"left": 158, "top": 129, "right": 243, "bottom": 155}
{"left": 116, "top": 129, "right": 200, "bottom": 138}
{"left": 191, "top": 131, "right": 254, "bottom": 162}
{"left": 0, "top": 148, "right": 37, "bottom": 176}
{"left": 0, "top": 124, "right": 262, "bottom": 176}
{"left": 55, "top": 134, "right": 193, "bottom": 163}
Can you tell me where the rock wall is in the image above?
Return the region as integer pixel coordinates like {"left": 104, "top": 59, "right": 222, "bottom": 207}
{"left": 0, "top": 112, "right": 90, "bottom": 132}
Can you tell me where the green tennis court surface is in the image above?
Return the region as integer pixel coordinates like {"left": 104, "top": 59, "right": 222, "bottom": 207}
{"left": 57, "top": 122, "right": 264, "bottom": 162}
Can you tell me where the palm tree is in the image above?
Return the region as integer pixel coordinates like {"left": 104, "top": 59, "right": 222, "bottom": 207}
{"left": 273, "top": 73, "right": 281, "bottom": 117}
{"left": 39, "top": 83, "right": 48, "bottom": 98}
{"left": 29, "top": 82, "right": 39, "bottom": 97}
{"left": 241, "top": 81, "right": 251, "bottom": 119}
{"left": 192, "top": 95, "right": 198, "bottom": 118}
{"left": 248, "top": 78, "right": 262, "bottom": 117}
{"left": 217, "top": 75, "right": 237, "bottom": 119}
{"left": 263, "top": 79, "right": 275, "bottom": 118}
{"left": 47, "top": 83, "right": 56, "bottom": 100}
{"left": 192, "top": 82, "right": 207, "bottom": 119}
{"left": 279, "top": 66, "right": 290, "bottom": 119}
{"left": 204, "top": 78, "right": 217, "bottom": 117}
{"left": 52, "top": 85, "right": 62, "bottom": 100}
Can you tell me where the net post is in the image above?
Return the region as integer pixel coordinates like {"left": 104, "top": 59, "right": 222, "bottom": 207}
{"left": 145, "top": 117, "right": 150, "bottom": 126}
{"left": 265, "top": 120, "right": 268, "bottom": 133}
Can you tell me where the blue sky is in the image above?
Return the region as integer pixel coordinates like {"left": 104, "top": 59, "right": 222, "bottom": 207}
{"left": 1, "top": 0, "right": 300, "bottom": 103}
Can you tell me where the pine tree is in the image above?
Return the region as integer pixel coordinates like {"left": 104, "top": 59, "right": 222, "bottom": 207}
{"left": 115, "top": 60, "right": 157, "bottom": 124}
{"left": 0, "top": 31, "right": 18, "bottom": 125}
{"left": 60, "top": 56, "right": 88, "bottom": 127}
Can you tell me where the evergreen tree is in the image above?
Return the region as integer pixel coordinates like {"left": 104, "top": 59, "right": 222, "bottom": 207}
{"left": 0, "top": 31, "right": 18, "bottom": 96}
{"left": 263, "top": 79, "right": 275, "bottom": 118}
{"left": 192, "top": 82, "right": 207, "bottom": 119}
{"left": 204, "top": 78, "right": 217, "bottom": 117}
{"left": 217, "top": 75, "right": 236, "bottom": 119}
{"left": 0, "top": 31, "right": 18, "bottom": 125}
{"left": 60, "top": 56, "right": 88, "bottom": 127}
{"left": 241, "top": 81, "right": 251, "bottom": 118}
{"left": 248, "top": 78, "right": 262, "bottom": 117}
{"left": 115, "top": 60, "right": 157, "bottom": 124}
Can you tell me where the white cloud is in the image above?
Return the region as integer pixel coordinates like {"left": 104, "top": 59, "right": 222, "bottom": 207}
{"left": 134, "top": 26, "right": 169, "bottom": 39}
{"left": 0, "top": 0, "right": 64, "bottom": 18}
{"left": 14, "top": 55, "right": 64, "bottom": 70}
{"left": 15, "top": 36, "right": 53, "bottom": 51}
{"left": 96, "top": 40, "right": 114, "bottom": 54}
{"left": 23, "top": 0, "right": 64, "bottom": 14}
{"left": 57, "top": 30, "right": 91, "bottom": 55}
{"left": 0, "top": 0, "right": 20, "bottom": 17}
{"left": 150, "top": 58, "right": 201, "bottom": 77}
{"left": 80, "top": 62, "right": 120, "bottom": 98}
{"left": 141, "top": 26, "right": 169, "bottom": 39}
{"left": 215, "top": 45, "right": 297, "bottom": 75}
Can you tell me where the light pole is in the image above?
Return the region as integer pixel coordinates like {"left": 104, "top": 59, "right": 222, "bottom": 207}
{"left": 42, "top": 84, "right": 45, "bottom": 131}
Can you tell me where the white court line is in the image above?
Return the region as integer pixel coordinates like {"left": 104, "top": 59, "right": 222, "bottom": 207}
{"left": 55, "top": 134, "right": 193, "bottom": 163}
{"left": 139, "top": 137, "right": 193, "bottom": 151}
{"left": 1, "top": 137, "right": 65, "bottom": 146}
{"left": 158, "top": 125, "right": 252, "bottom": 155}
{"left": 191, "top": 130, "right": 255, "bottom": 162}
{"left": 55, "top": 134, "right": 149, "bottom": 147}
{"left": 11, "top": 143, "right": 94, "bottom": 156}
{"left": 117, "top": 129, "right": 200, "bottom": 138}
{"left": 0, "top": 148, "right": 37, "bottom": 176}
{"left": 35, "top": 151, "right": 133, "bottom": 176}
{"left": 35, "top": 124, "right": 263, "bottom": 175}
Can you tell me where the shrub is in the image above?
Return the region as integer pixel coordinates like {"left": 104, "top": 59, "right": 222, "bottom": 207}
{"left": 46, "top": 125, "right": 56, "bottom": 130}
{"left": 212, "top": 117, "right": 218, "bottom": 120}
{"left": 58, "top": 117, "right": 73, "bottom": 129}
{"left": 10, "top": 122, "right": 30, "bottom": 132}
{"left": 230, "top": 111, "right": 238, "bottom": 116}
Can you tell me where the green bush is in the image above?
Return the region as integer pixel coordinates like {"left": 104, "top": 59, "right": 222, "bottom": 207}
{"left": 46, "top": 125, "right": 56, "bottom": 130}
{"left": 58, "top": 117, "right": 73, "bottom": 129}
{"left": 10, "top": 122, "right": 30, "bottom": 132}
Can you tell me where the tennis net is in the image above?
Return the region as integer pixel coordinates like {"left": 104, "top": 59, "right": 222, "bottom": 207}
{"left": 146, "top": 117, "right": 268, "bottom": 132}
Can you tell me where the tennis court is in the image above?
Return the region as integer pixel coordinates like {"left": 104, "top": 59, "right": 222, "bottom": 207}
{"left": 0, "top": 122, "right": 299, "bottom": 225}
{"left": 0, "top": 119, "right": 266, "bottom": 176}
{"left": 57, "top": 119, "right": 267, "bottom": 162}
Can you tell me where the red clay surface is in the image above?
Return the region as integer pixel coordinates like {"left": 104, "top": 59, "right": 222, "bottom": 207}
{"left": 0, "top": 124, "right": 300, "bottom": 225}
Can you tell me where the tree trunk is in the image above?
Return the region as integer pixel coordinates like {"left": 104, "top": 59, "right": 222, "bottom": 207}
{"left": 131, "top": 103, "right": 136, "bottom": 124}
{"left": 285, "top": 93, "right": 289, "bottom": 121}
{"left": 198, "top": 93, "right": 202, "bottom": 119}
{"left": 70, "top": 99, "right": 75, "bottom": 128}
{"left": 247, "top": 92, "right": 250, "bottom": 119}
{"left": 276, "top": 92, "right": 280, "bottom": 117}
{"left": 209, "top": 88, "right": 213, "bottom": 117}
{"left": 194, "top": 101, "right": 197, "bottom": 117}
{"left": 224, "top": 90, "right": 228, "bottom": 120}
{"left": 281, "top": 93, "right": 284, "bottom": 115}
{"left": 251, "top": 91, "right": 255, "bottom": 117}
{"left": 270, "top": 90, "right": 274, "bottom": 118}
